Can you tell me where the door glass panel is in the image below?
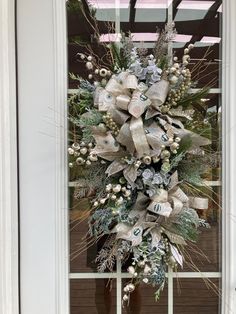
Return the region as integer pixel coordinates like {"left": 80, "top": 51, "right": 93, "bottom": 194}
{"left": 67, "top": 0, "right": 222, "bottom": 313}
{"left": 173, "top": 279, "right": 220, "bottom": 313}
{"left": 70, "top": 279, "right": 117, "bottom": 314}
{"left": 122, "top": 280, "right": 168, "bottom": 314}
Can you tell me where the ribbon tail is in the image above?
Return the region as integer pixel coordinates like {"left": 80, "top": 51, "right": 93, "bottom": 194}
{"left": 105, "top": 160, "right": 127, "bottom": 176}
{"left": 130, "top": 117, "right": 150, "bottom": 158}
{"left": 123, "top": 164, "right": 138, "bottom": 188}
{"left": 188, "top": 197, "right": 208, "bottom": 210}
{"left": 116, "top": 122, "right": 136, "bottom": 155}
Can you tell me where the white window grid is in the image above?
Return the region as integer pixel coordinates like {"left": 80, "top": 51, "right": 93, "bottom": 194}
{"left": 68, "top": 90, "right": 222, "bottom": 314}
{"left": 68, "top": 1, "right": 222, "bottom": 313}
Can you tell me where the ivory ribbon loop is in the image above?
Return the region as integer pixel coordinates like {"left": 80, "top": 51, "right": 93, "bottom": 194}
{"left": 130, "top": 226, "right": 144, "bottom": 246}
{"left": 176, "top": 129, "right": 211, "bottom": 148}
{"left": 123, "top": 164, "right": 138, "bottom": 187}
{"left": 145, "top": 106, "right": 161, "bottom": 120}
{"left": 188, "top": 197, "right": 208, "bottom": 210}
{"left": 97, "top": 150, "right": 126, "bottom": 161}
{"left": 116, "top": 122, "right": 135, "bottom": 154}
{"left": 171, "top": 117, "right": 185, "bottom": 129}
{"left": 128, "top": 91, "right": 151, "bottom": 118}
{"left": 94, "top": 87, "right": 104, "bottom": 108}
{"left": 92, "top": 131, "right": 120, "bottom": 154}
{"left": 123, "top": 74, "right": 138, "bottom": 90}
{"left": 145, "top": 122, "right": 169, "bottom": 150}
{"left": 169, "top": 186, "right": 189, "bottom": 203}
{"left": 145, "top": 79, "right": 169, "bottom": 108}
{"left": 116, "top": 94, "right": 130, "bottom": 110}
{"left": 130, "top": 117, "right": 150, "bottom": 158}
{"left": 112, "top": 222, "right": 143, "bottom": 246}
{"left": 151, "top": 188, "right": 168, "bottom": 203}
{"left": 98, "top": 89, "right": 116, "bottom": 111}
{"left": 117, "top": 71, "right": 129, "bottom": 85}
{"left": 168, "top": 171, "right": 179, "bottom": 190}
{"left": 105, "top": 160, "right": 127, "bottom": 177}
{"left": 129, "top": 193, "right": 150, "bottom": 219}
{"left": 150, "top": 229, "right": 162, "bottom": 248}
{"left": 147, "top": 201, "right": 172, "bottom": 217}
{"left": 137, "top": 82, "right": 148, "bottom": 93}
{"left": 105, "top": 77, "right": 123, "bottom": 96}
{"left": 107, "top": 105, "right": 130, "bottom": 125}
{"left": 170, "top": 244, "right": 183, "bottom": 267}
{"left": 169, "top": 196, "right": 184, "bottom": 216}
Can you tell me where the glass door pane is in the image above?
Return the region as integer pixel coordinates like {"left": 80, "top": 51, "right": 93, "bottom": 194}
{"left": 67, "top": 1, "right": 222, "bottom": 313}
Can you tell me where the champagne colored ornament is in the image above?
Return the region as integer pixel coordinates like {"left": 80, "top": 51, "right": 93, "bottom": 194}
{"left": 100, "top": 198, "right": 107, "bottom": 204}
{"left": 86, "top": 61, "right": 93, "bottom": 70}
{"left": 169, "top": 76, "right": 178, "bottom": 85}
{"left": 98, "top": 123, "right": 107, "bottom": 132}
{"left": 127, "top": 283, "right": 135, "bottom": 292}
{"left": 72, "top": 142, "right": 80, "bottom": 150}
{"left": 142, "top": 155, "right": 152, "bottom": 165}
{"left": 113, "top": 184, "right": 122, "bottom": 193}
{"left": 117, "top": 197, "right": 124, "bottom": 205}
{"left": 76, "top": 157, "right": 85, "bottom": 165}
{"left": 80, "top": 147, "right": 88, "bottom": 155}
{"left": 89, "top": 153, "right": 98, "bottom": 162}
{"left": 123, "top": 295, "right": 129, "bottom": 301}
{"left": 68, "top": 148, "right": 74, "bottom": 155}
{"left": 152, "top": 156, "right": 160, "bottom": 163}
{"left": 99, "top": 68, "right": 108, "bottom": 77}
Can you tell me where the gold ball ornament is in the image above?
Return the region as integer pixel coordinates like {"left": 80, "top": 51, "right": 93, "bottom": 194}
{"left": 142, "top": 155, "right": 152, "bottom": 165}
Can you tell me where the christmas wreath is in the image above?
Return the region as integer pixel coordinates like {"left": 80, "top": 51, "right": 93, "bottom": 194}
{"left": 68, "top": 23, "right": 216, "bottom": 303}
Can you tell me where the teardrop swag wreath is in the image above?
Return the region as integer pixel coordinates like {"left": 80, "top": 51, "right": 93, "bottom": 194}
{"left": 68, "top": 22, "right": 219, "bottom": 303}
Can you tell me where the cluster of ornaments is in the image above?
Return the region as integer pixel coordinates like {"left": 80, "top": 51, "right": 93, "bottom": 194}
{"left": 92, "top": 182, "right": 132, "bottom": 209}
{"left": 68, "top": 141, "right": 98, "bottom": 167}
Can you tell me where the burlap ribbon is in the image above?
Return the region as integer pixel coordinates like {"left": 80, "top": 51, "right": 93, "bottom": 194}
{"left": 92, "top": 74, "right": 211, "bottom": 182}
{"left": 94, "top": 74, "right": 171, "bottom": 158}
{"left": 111, "top": 170, "right": 208, "bottom": 247}
{"left": 105, "top": 159, "right": 138, "bottom": 187}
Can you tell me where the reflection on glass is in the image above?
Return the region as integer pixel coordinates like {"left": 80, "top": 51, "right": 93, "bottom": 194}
{"left": 122, "top": 281, "right": 168, "bottom": 314}
{"left": 173, "top": 279, "right": 220, "bottom": 314}
{"left": 68, "top": 0, "right": 222, "bottom": 312}
{"left": 71, "top": 279, "right": 116, "bottom": 314}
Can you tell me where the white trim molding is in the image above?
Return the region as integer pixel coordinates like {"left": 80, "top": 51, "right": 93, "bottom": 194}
{"left": 0, "top": 0, "right": 19, "bottom": 314}
{"left": 17, "top": 0, "right": 68, "bottom": 313}
{"left": 52, "top": 0, "right": 69, "bottom": 313}
{"left": 222, "top": 0, "right": 236, "bottom": 313}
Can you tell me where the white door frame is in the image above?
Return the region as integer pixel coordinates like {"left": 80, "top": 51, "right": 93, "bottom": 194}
{"left": 0, "top": 0, "right": 236, "bottom": 313}
{"left": 222, "top": 0, "right": 236, "bottom": 312}
{"left": 0, "top": 1, "right": 19, "bottom": 314}
{"left": 16, "top": 0, "right": 69, "bottom": 313}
